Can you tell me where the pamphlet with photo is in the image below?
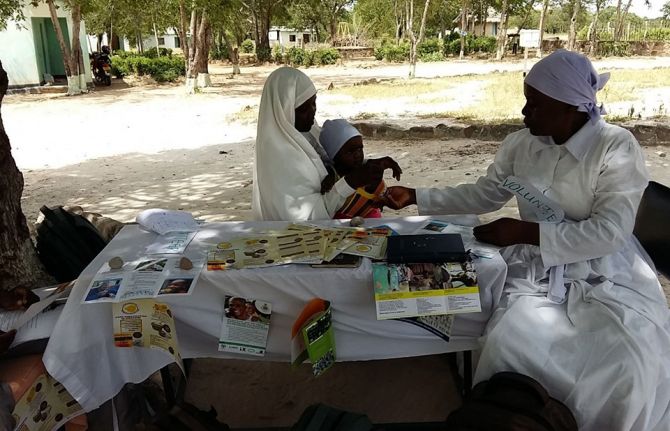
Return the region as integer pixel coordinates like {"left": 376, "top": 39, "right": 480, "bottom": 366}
{"left": 219, "top": 296, "right": 272, "bottom": 356}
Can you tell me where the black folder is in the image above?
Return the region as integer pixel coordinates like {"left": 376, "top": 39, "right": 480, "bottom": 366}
{"left": 386, "top": 234, "right": 467, "bottom": 263}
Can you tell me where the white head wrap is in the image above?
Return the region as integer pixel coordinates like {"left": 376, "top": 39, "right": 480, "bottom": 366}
{"left": 524, "top": 49, "right": 610, "bottom": 123}
{"left": 252, "top": 67, "right": 332, "bottom": 221}
{"left": 319, "top": 119, "right": 362, "bottom": 160}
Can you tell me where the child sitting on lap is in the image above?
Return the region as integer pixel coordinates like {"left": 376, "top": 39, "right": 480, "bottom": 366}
{"left": 320, "top": 119, "right": 401, "bottom": 219}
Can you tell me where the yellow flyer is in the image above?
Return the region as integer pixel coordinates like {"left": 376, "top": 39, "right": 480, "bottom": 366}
{"left": 112, "top": 299, "right": 184, "bottom": 374}
{"left": 11, "top": 372, "right": 83, "bottom": 431}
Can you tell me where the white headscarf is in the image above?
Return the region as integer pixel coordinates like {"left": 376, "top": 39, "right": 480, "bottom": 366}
{"left": 320, "top": 119, "right": 362, "bottom": 160}
{"left": 524, "top": 49, "right": 610, "bottom": 123}
{"left": 252, "top": 67, "right": 330, "bottom": 221}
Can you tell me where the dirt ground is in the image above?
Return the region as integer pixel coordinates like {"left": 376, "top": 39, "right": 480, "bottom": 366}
{"left": 4, "top": 57, "right": 670, "bottom": 427}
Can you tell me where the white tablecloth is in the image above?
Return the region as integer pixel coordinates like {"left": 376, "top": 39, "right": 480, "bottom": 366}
{"left": 42, "top": 216, "right": 507, "bottom": 411}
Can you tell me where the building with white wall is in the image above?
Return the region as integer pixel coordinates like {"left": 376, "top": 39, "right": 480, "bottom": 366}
{"left": 0, "top": 1, "right": 92, "bottom": 88}
{"left": 269, "top": 27, "right": 315, "bottom": 48}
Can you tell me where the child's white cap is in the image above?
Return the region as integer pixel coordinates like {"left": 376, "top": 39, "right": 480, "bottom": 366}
{"left": 319, "top": 119, "right": 362, "bottom": 160}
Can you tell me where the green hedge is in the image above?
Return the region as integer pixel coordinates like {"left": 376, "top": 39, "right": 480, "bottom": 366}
{"left": 241, "top": 39, "right": 255, "bottom": 53}
{"left": 111, "top": 53, "right": 185, "bottom": 82}
{"left": 597, "top": 41, "right": 632, "bottom": 56}
{"left": 443, "top": 35, "right": 496, "bottom": 56}
{"left": 285, "top": 47, "right": 340, "bottom": 66}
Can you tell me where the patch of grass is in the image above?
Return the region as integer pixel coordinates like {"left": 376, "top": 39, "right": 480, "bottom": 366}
{"left": 230, "top": 105, "right": 258, "bottom": 123}
{"left": 330, "top": 67, "right": 670, "bottom": 122}
{"left": 599, "top": 68, "right": 670, "bottom": 103}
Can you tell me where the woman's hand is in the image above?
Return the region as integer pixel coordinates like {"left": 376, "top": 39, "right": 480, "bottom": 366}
{"left": 379, "top": 186, "right": 417, "bottom": 210}
{"left": 0, "top": 287, "right": 40, "bottom": 311}
{"left": 366, "top": 157, "right": 402, "bottom": 181}
{"left": 473, "top": 218, "right": 540, "bottom": 247}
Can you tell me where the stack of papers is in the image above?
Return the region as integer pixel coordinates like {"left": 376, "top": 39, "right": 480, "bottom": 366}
{"left": 208, "top": 224, "right": 392, "bottom": 270}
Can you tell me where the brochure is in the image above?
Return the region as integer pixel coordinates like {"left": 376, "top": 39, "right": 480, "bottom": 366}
{"left": 291, "top": 299, "right": 336, "bottom": 377}
{"left": 219, "top": 296, "right": 272, "bottom": 356}
{"left": 145, "top": 231, "right": 197, "bottom": 255}
{"left": 83, "top": 256, "right": 203, "bottom": 303}
{"left": 11, "top": 371, "right": 83, "bottom": 431}
{"left": 372, "top": 259, "right": 482, "bottom": 320}
{"left": 112, "top": 299, "right": 184, "bottom": 373}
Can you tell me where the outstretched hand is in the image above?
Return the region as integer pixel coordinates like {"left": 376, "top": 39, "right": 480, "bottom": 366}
{"left": 366, "top": 156, "right": 402, "bottom": 181}
{"left": 378, "top": 186, "right": 417, "bottom": 210}
{"left": 0, "top": 287, "right": 40, "bottom": 311}
{"left": 473, "top": 218, "right": 540, "bottom": 247}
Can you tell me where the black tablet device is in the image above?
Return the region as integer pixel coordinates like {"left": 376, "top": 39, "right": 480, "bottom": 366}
{"left": 386, "top": 234, "right": 466, "bottom": 263}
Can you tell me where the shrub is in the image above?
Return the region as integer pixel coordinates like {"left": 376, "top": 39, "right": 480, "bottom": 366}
{"left": 471, "top": 36, "right": 496, "bottom": 53}
{"left": 314, "top": 47, "right": 340, "bottom": 65}
{"left": 597, "top": 41, "right": 632, "bottom": 56}
{"left": 272, "top": 44, "right": 284, "bottom": 63}
{"left": 373, "top": 46, "right": 384, "bottom": 60}
{"left": 287, "top": 47, "right": 306, "bottom": 65}
{"left": 141, "top": 47, "right": 173, "bottom": 58}
{"left": 418, "top": 38, "right": 442, "bottom": 56}
{"left": 109, "top": 53, "right": 185, "bottom": 82}
{"left": 210, "top": 44, "right": 229, "bottom": 60}
{"left": 419, "top": 51, "right": 444, "bottom": 62}
{"left": 241, "top": 39, "right": 255, "bottom": 53}
{"left": 382, "top": 43, "right": 410, "bottom": 62}
{"left": 444, "top": 38, "right": 465, "bottom": 56}
{"left": 645, "top": 28, "right": 670, "bottom": 41}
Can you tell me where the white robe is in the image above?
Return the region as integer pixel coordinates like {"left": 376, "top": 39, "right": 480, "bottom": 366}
{"left": 417, "top": 120, "right": 670, "bottom": 430}
{"left": 252, "top": 67, "right": 353, "bottom": 221}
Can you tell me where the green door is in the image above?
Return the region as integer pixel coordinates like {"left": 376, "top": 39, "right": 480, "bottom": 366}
{"left": 32, "top": 17, "right": 70, "bottom": 80}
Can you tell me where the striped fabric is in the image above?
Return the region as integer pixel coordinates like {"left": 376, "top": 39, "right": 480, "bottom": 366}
{"left": 334, "top": 181, "right": 385, "bottom": 219}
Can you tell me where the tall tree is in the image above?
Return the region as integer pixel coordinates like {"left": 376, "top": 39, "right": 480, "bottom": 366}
{"left": 0, "top": 61, "right": 53, "bottom": 292}
{"left": 45, "top": 0, "right": 89, "bottom": 95}
{"left": 459, "top": 0, "right": 468, "bottom": 59}
{"left": 495, "top": 0, "right": 510, "bottom": 59}
{"left": 662, "top": 0, "right": 670, "bottom": 19}
{"left": 589, "top": 0, "right": 608, "bottom": 55}
{"left": 407, "top": 0, "right": 431, "bottom": 78}
{"left": 182, "top": 5, "right": 212, "bottom": 92}
{"left": 242, "top": 0, "right": 282, "bottom": 63}
{"left": 536, "top": 0, "right": 549, "bottom": 57}
{"left": 567, "top": 0, "right": 581, "bottom": 50}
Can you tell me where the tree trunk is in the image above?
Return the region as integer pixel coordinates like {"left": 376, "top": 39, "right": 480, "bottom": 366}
{"left": 567, "top": 0, "right": 580, "bottom": 51}
{"left": 408, "top": 0, "right": 431, "bottom": 78}
{"left": 153, "top": 21, "right": 161, "bottom": 57}
{"left": 178, "top": 0, "right": 190, "bottom": 65}
{"left": 460, "top": 2, "right": 467, "bottom": 59}
{"left": 256, "top": 6, "right": 272, "bottom": 63}
{"left": 46, "top": 0, "right": 83, "bottom": 95}
{"left": 495, "top": 0, "right": 509, "bottom": 60}
{"left": 614, "top": 0, "right": 623, "bottom": 41}
{"left": 481, "top": 2, "right": 489, "bottom": 36}
{"left": 222, "top": 31, "right": 241, "bottom": 75}
{"left": 589, "top": 2, "right": 600, "bottom": 56}
{"left": 537, "top": 0, "right": 549, "bottom": 57}
{"left": 330, "top": 18, "right": 338, "bottom": 43}
{"left": 186, "top": 11, "right": 211, "bottom": 92}
{"left": 0, "top": 62, "right": 53, "bottom": 292}
{"left": 617, "top": 0, "right": 633, "bottom": 40}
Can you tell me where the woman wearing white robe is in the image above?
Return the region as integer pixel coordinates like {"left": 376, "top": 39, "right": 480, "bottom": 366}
{"left": 252, "top": 67, "right": 395, "bottom": 221}
{"left": 383, "top": 50, "right": 670, "bottom": 430}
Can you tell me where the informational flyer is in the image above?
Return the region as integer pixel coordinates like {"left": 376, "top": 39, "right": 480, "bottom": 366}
{"left": 341, "top": 227, "right": 391, "bottom": 260}
{"left": 219, "top": 296, "right": 272, "bottom": 356}
{"left": 372, "top": 260, "right": 482, "bottom": 320}
{"left": 83, "top": 256, "right": 203, "bottom": 303}
{"left": 11, "top": 371, "right": 83, "bottom": 431}
{"left": 291, "top": 299, "right": 336, "bottom": 377}
{"left": 145, "top": 231, "right": 197, "bottom": 255}
{"left": 112, "top": 299, "right": 184, "bottom": 373}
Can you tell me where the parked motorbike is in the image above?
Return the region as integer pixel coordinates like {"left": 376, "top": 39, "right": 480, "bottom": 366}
{"left": 90, "top": 46, "right": 112, "bottom": 86}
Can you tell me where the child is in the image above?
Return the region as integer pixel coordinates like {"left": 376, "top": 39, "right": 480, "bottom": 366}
{"left": 319, "top": 119, "right": 401, "bottom": 219}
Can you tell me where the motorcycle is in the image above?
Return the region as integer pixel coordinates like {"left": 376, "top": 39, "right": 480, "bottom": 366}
{"left": 90, "top": 46, "right": 112, "bottom": 86}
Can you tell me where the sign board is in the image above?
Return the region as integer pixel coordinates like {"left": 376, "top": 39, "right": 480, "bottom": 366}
{"left": 519, "top": 29, "right": 540, "bottom": 48}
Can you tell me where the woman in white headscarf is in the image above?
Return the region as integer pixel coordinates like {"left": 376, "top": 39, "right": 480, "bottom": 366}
{"left": 383, "top": 50, "right": 670, "bottom": 430}
{"left": 252, "top": 67, "right": 391, "bottom": 221}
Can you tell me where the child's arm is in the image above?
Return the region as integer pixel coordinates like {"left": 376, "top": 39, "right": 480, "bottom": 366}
{"left": 365, "top": 156, "right": 402, "bottom": 181}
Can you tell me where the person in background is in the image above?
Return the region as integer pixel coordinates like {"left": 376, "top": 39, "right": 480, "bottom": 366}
{"left": 381, "top": 50, "right": 670, "bottom": 430}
